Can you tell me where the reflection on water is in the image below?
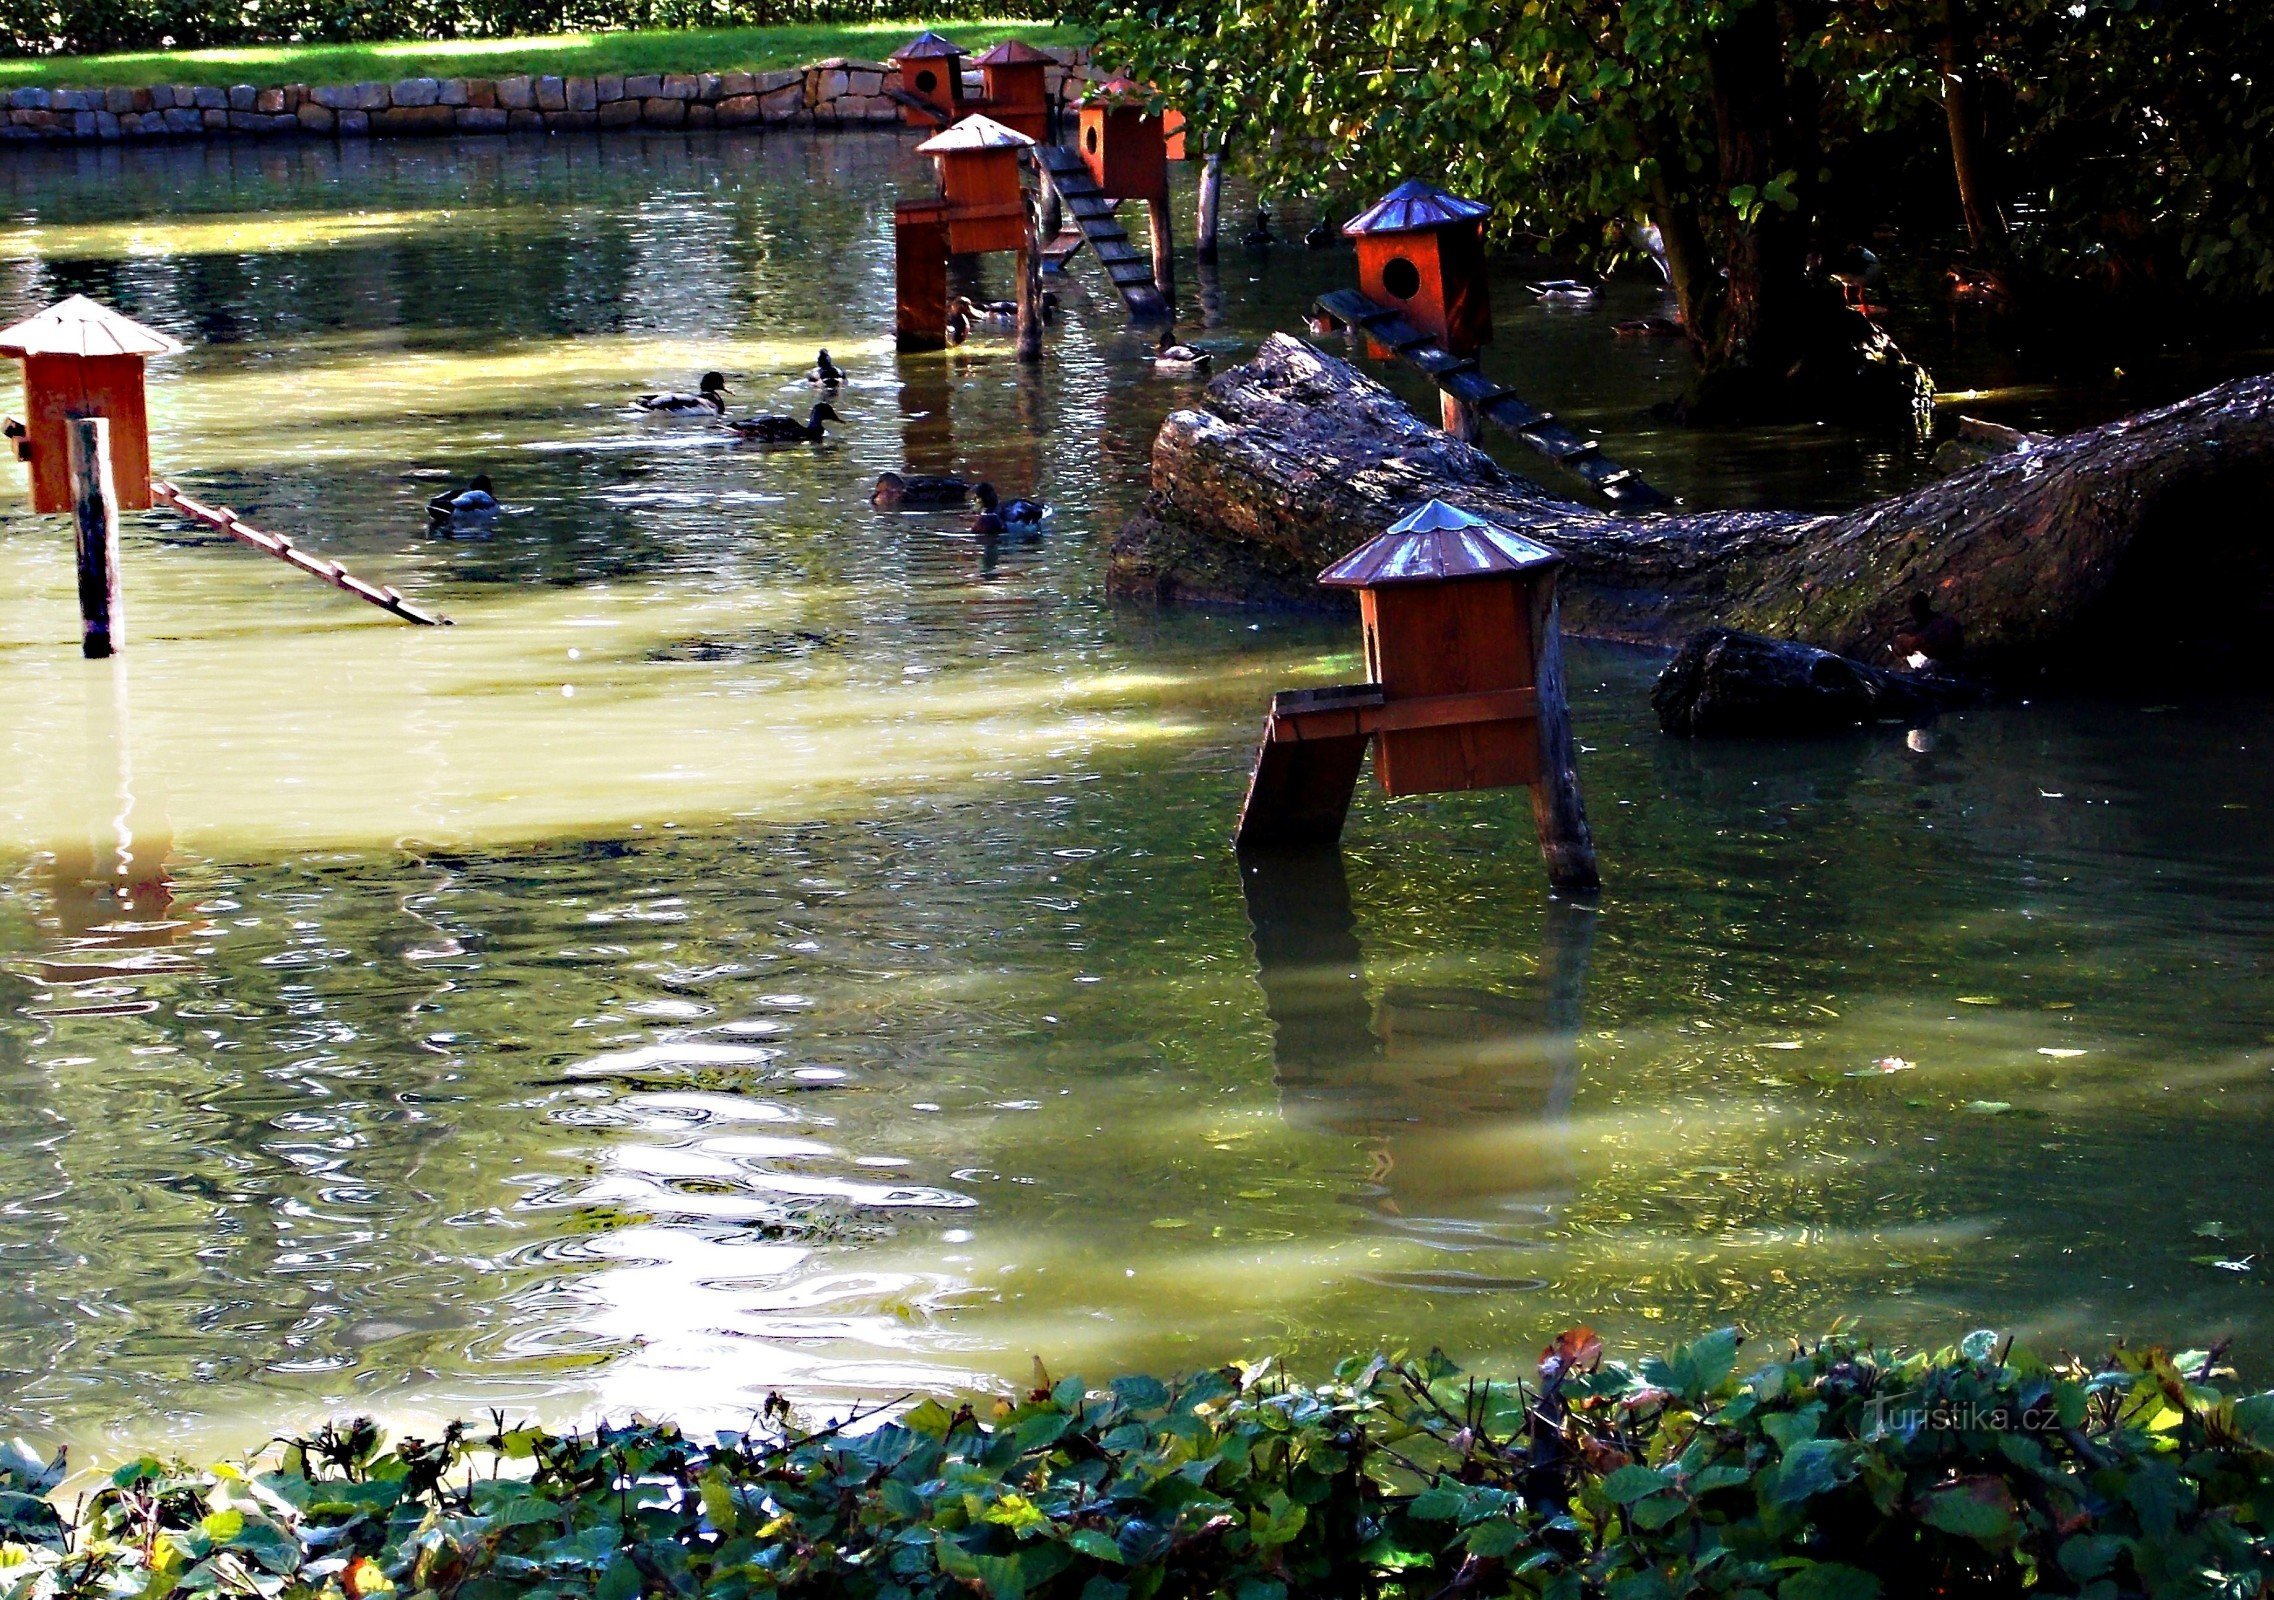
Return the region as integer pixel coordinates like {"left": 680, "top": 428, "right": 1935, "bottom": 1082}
{"left": 2, "top": 130, "right": 2273, "bottom": 1455}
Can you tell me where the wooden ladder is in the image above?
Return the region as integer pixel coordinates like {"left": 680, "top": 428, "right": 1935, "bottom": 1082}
{"left": 1033, "top": 146, "right": 1170, "bottom": 325}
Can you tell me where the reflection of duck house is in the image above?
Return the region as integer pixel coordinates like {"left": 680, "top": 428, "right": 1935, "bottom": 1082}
{"left": 1343, "top": 180, "right": 1493, "bottom": 358}
{"left": 0, "top": 295, "right": 182, "bottom": 514}
{"left": 917, "top": 113, "right": 1036, "bottom": 255}
{"left": 889, "top": 30, "right": 965, "bottom": 125}
{"left": 1077, "top": 78, "right": 1169, "bottom": 203}
{"left": 1236, "top": 499, "right": 1598, "bottom": 889}
{"left": 969, "top": 40, "right": 1053, "bottom": 142}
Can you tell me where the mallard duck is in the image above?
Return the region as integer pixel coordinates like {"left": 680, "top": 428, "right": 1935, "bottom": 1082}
{"left": 975, "top": 482, "right": 1046, "bottom": 531}
{"left": 727, "top": 402, "right": 841, "bottom": 444}
{"left": 426, "top": 473, "right": 498, "bottom": 527}
{"left": 871, "top": 470, "right": 972, "bottom": 508}
{"left": 961, "top": 295, "right": 1019, "bottom": 322}
{"left": 970, "top": 502, "right": 1006, "bottom": 539}
{"left": 1527, "top": 279, "right": 1600, "bottom": 304}
{"left": 1241, "top": 205, "right": 1273, "bottom": 252}
{"left": 635, "top": 372, "right": 730, "bottom": 414}
{"left": 1304, "top": 215, "right": 1338, "bottom": 250}
{"left": 1154, "top": 330, "right": 1211, "bottom": 373}
{"left": 945, "top": 306, "right": 972, "bottom": 346}
{"left": 808, "top": 349, "right": 846, "bottom": 386}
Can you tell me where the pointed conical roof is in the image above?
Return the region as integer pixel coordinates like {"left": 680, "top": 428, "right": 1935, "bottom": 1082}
{"left": 1342, "top": 180, "right": 1492, "bottom": 237}
{"left": 917, "top": 112, "right": 1037, "bottom": 153}
{"left": 972, "top": 39, "right": 1054, "bottom": 66}
{"left": 892, "top": 29, "right": 965, "bottom": 59}
{"left": 1318, "top": 499, "right": 1561, "bottom": 587}
{"left": 0, "top": 295, "right": 184, "bottom": 359}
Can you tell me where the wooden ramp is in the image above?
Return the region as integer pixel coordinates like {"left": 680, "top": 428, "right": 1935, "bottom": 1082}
{"left": 883, "top": 88, "right": 951, "bottom": 127}
{"left": 152, "top": 481, "right": 451, "bottom": 626}
{"left": 1311, "top": 288, "right": 1672, "bottom": 509}
{"left": 1033, "top": 146, "right": 1170, "bottom": 324}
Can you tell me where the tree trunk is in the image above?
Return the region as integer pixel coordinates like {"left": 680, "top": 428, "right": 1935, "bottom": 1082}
{"left": 1937, "top": 0, "right": 2007, "bottom": 254}
{"left": 1110, "top": 335, "right": 2274, "bottom": 682}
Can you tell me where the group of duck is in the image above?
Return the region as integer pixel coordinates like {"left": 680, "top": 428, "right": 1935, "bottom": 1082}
{"left": 427, "top": 345, "right": 1058, "bottom": 539}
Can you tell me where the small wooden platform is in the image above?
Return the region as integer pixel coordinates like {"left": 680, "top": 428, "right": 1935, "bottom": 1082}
{"left": 1033, "top": 145, "right": 1170, "bottom": 324}
{"left": 883, "top": 87, "right": 952, "bottom": 128}
{"left": 1310, "top": 288, "right": 1672, "bottom": 509}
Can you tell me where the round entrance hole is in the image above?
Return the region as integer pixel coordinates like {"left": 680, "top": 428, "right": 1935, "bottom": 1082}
{"left": 1381, "top": 255, "right": 1422, "bottom": 300}
{"left": 914, "top": 69, "right": 938, "bottom": 93}
{"left": 1084, "top": 124, "right": 1100, "bottom": 155}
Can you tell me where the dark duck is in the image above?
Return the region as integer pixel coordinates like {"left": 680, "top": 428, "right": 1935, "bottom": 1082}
{"left": 975, "top": 482, "right": 1046, "bottom": 532}
{"left": 426, "top": 473, "right": 498, "bottom": 528}
{"left": 871, "top": 471, "right": 972, "bottom": 508}
{"left": 727, "top": 402, "right": 841, "bottom": 444}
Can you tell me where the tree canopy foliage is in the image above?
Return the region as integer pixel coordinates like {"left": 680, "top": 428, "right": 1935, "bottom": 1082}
{"left": 7, "top": 1330, "right": 2274, "bottom": 1600}
{"left": 1077, "top": 0, "right": 2273, "bottom": 411}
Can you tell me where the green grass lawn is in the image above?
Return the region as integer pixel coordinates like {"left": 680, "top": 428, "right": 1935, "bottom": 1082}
{"left": 0, "top": 17, "right": 1081, "bottom": 89}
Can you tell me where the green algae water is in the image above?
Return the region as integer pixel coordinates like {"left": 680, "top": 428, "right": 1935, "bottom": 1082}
{"left": 3, "top": 131, "right": 2273, "bottom": 1456}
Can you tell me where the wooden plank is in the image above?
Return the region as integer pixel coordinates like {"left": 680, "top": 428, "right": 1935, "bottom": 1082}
{"left": 152, "top": 481, "right": 450, "bottom": 626}
{"left": 1234, "top": 726, "right": 1370, "bottom": 849}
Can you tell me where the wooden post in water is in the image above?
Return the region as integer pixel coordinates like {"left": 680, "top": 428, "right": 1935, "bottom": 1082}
{"left": 894, "top": 199, "right": 953, "bottom": 351}
{"left": 1196, "top": 151, "right": 1223, "bottom": 260}
{"left": 1015, "top": 193, "right": 1046, "bottom": 364}
{"left": 1526, "top": 587, "right": 1599, "bottom": 892}
{"left": 1148, "top": 194, "right": 1175, "bottom": 312}
{"left": 68, "top": 416, "right": 121, "bottom": 660}
{"left": 1440, "top": 392, "right": 1481, "bottom": 442}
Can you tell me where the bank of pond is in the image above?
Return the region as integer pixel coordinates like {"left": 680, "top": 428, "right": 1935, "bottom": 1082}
{"left": 1, "top": 1328, "right": 2264, "bottom": 1600}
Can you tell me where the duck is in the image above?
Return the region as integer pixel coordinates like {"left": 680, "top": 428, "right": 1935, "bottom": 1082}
{"left": 726, "top": 401, "right": 841, "bottom": 444}
{"left": 975, "top": 482, "right": 1046, "bottom": 532}
{"left": 1154, "top": 329, "right": 1211, "bottom": 374}
{"left": 1241, "top": 206, "right": 1274, "bottom": 252}
{"left": 1304, "top": 215, "right": 1339, "bottom": 250}
{"left": 808, "top": 349, "right": 847, "bottom": 386}
{"left": 961, "top": 294, "right": 1019, "bottom": 322}
{"left": 945, "top": 305, "right": 972, "bottom": 346}
{"left": 425, "top": 473, "right": 498, "bottom": 527}
{"left": 870, "top": 470, "right": 972, "bottom": 508}
{"left": 635, "top": 372, "right": 731, "bottom": 414}
{"left": 970, "top": 502, "right": 1006, "bottom": 539}
{"left": 1527, "top": 279, "right": 1601, "bottom": 304}
{"left": 1613, "top": 315, "right": 1685, "bottom": 339}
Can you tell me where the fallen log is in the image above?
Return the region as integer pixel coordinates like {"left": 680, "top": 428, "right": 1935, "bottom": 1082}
{"left": 1651, "top": 628, "right": 1977, "bottom": 737}
{"left": 1111, "top": 334, "right": 2274, "bottom": 679}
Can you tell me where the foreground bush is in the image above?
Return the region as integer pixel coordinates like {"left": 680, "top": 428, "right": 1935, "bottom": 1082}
{"left": 4, "top": 1330, "right": 2272, "bottom": 1600}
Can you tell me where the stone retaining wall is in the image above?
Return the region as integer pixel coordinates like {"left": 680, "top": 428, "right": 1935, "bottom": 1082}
{"left": 1, "top": 49, "right": 1095, "bottom": 143}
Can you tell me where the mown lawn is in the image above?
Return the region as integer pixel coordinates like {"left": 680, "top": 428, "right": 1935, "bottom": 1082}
{"left": 0, "top": 17, "right": 1079, "bottom": 88}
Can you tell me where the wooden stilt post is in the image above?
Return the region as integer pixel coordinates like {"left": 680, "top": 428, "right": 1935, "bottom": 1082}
{"left": 68, "top": 416, "right": 121, "bottom": 660}
{"left": 1148, "top": 192, "right": 1175, "bottom": 311}
{"left": 1196, "top": 151, "right": 1222, "bottom": 260}
{"left": 1440, "top": 391, "right": 1481, "bottom": 442}
{"left": 894, "top": 199, "right": 952, "bottom": 351}
{"left": 1015, "top": 194, "right": 1045, "bottom": 364}
{"left": 1039, "top": 174, "right": 1062, "bottom": 244}
{"left": 1526, "top": 589, "right": 1599, "bottom": 892}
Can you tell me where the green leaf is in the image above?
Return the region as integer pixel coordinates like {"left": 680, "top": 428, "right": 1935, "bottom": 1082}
{"left": 1600, "top": 1465, "right": 1672, "bottom": 1506}
{"left": 1778, "top": 1563, "right": 1882, "bottom": 1600}
{"left": 2058, "top": 1535, "right": 2128, "bottom": 1581}
{"left": 1066, "top": 1528, "right": 1125, "bottom": 1564}
{"left": 1916, "top": 1477, "right": 2020, "bottom": 1546}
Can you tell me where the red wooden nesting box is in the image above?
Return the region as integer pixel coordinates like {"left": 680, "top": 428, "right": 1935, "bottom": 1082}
{"left": 1318, "top": 499, "right": 1560, "bottom": 798}
{"left": 0, "top": 295, "right": 183, "bottom": 514}
{"left": 970, "top": 40, "right": 1052, "bottom": 142}
{"left": 1077, "top": 78, "right": 1168, "bottom": 202}
{"left": 1162, "top": 107, "right": 1187, "bottom": 162}
{"left": 1343, "top": 180, "right": 1494, "bottom": 357}
{"left": 890, "top": 30, "right": 964, "bottom": 126}
{"left": 917, "top": 114, "right": 1035, "bottom": 255}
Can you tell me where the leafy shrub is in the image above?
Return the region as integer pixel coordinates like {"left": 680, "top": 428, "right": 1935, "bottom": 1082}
{"left": 4, "top": 1329, "right": 2273, "bottom": 1600}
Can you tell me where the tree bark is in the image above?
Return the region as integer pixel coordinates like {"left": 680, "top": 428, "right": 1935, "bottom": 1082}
{"left": 1110, "top": 335, "right": 2274, "bottom": 682}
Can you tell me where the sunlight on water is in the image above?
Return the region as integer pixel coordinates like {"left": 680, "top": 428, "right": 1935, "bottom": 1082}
{"left": 1, "top": 129, "right": 2272, "bottom": 1457}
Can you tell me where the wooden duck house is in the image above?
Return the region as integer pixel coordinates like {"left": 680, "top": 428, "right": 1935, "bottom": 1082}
{"left": 0, "top": 295, "right": 181, "bottom": 514}
{"left": 1077, "top": 77, "right": 1168, "bottom": 203}
{"left": 1343, "top": 180, "right": 1493, "bottom": 357}
{"left": 1235, "top": 499, "right": 1598, "bottom": 890}
{"left": 917, "top": 113, "right": 1036, "bottom": 255}
{"left": 889, "top": 30, "right": 965, "bottom": 126}
{"left": 970, "top": 40, "right": 1052, "bottom": 142}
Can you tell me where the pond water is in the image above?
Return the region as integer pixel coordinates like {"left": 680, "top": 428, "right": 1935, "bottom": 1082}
{"left": 3, "top": 130, "right": 2272, "bottom": 1457}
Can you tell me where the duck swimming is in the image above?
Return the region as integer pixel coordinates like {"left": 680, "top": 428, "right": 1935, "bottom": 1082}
{"left": 975, "top": 482, "right": 1046, "bottom": 532}
{"left": 945, "top": 306, "right": 972, "bottom": 346}
{"left": 727, "top": 402, "right": 841, "bottom": 444}
{"left": 961, "top": 295, "right": 1018, "bottom": 322}
{"left": 1242, "top": 205, "right": 1274, "bottom": 252}
{"left": 1154, "top": 330, "right": 1211, "bottom": 373}
{"left": 808, "top": 349, "right": 846, "bottom": 386}
{"left": 1527, "top": 279, "right": 1601, "bottom": 304}
{"left": 425, "top": 473, "right": 499, "bottom": 529}
{"left": 635, "top": 372, "right": 731, "bottom": 414}
{"left": 1303, "top": 215, "right": 1339, "bottom": 250}
{"left": 871, "top": 470, "right": 972, "bottom": 508}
